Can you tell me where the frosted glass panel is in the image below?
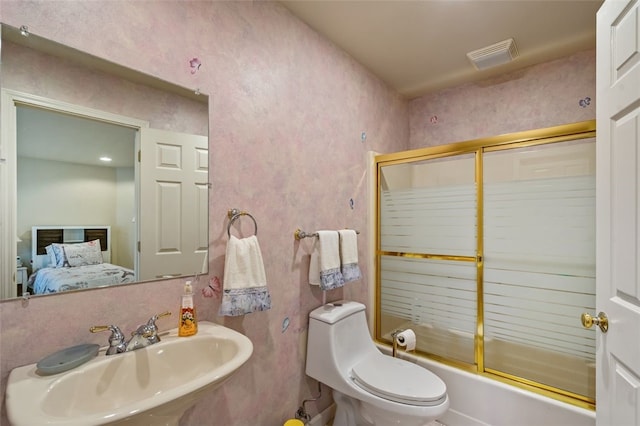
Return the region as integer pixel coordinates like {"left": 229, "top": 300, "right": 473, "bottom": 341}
{"left": 380, "top": 256, "right": 476, "bottom": 364}
{"left": 380, "top": 154, "right": 476, "bottom": 256}
{"left": 378, "top": 153, "right": 477, "bottom": 365}
{"left": 483, "top": 139, "right": 596, "bottom": 399}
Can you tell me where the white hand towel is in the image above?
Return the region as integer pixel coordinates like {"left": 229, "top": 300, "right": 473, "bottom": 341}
{"left": 309, "top": 240, "right": 321, "bottom": 286}
{"left": 219, "top": 235, "right": 272, "bottom": 316}
{"left": 339, "top": 229, "right": 361, "bottom": 282}
{"left": 317, "top": 230, "right": 345, "bottom": 290}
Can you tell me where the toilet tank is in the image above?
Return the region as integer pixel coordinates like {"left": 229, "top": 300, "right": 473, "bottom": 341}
{"left": 306, "top": 301, "right": 378, "bottom": 384}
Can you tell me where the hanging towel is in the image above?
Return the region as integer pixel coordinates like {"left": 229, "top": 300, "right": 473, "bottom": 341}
{"left": 317, "top": 230, "right": 345, "bottom": 290}
{"left": 219, "top": 235, "right": 272, "bottom": 316}
{"left": 308, "top": 240, "right": 321, "bottom": 286}
{"left": 339, "top": 229, "right": 361, "bottom": 283}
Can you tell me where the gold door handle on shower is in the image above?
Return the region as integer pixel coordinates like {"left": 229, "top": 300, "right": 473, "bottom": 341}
{"left": 581, "top": 312, "right": 608, "bottom": 333}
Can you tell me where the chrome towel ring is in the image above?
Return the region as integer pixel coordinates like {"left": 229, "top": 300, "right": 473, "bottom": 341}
{"left": 227, "top": 208, "right": 258, "bottom": 238}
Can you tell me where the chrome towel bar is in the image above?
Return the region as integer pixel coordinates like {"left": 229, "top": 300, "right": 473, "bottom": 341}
{"left": 294, "top": 229, "right": 359, "bottom": 240}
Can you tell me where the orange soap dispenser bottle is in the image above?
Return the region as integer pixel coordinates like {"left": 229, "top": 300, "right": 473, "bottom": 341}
{"left": 178, "top": 280, "right": 198, "bottom": 336}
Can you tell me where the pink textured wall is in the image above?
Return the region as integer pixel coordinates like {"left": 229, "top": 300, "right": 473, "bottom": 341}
{"left": 0, "top": 1, "right": 407, "bottom": 425}
{"left": 0, "top": 2, "right": 596, "bottom": 425}
{"left": 2, "top": 40, "right": 208, "bottom": 135}
{"left": 409, "top": 49, "right": 596, "bottom": 148}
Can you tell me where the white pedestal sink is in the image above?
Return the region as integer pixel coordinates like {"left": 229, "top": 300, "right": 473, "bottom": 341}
{"left": 6, "top": 321, "right": 253, "bottom": 426}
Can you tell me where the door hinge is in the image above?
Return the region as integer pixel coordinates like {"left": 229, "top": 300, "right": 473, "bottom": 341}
{"left": 137, "top": 241, "right": 140, "bottom": 252}
{"left": 138, "top": 150, "right": 141, "bottom": 162}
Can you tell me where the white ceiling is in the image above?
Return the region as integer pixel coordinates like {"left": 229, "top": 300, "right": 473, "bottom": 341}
{"left": 17, "top": 106, "right": 137, "bottom": 168}
{"left": 280, "top": 0, "right": 604, "bottom": 99}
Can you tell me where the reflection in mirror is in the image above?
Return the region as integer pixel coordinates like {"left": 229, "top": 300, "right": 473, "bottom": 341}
{"left": 0, "top": 24, "right": 209, "bottom": 300}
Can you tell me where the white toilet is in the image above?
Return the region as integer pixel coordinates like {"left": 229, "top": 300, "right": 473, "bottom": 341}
{"left": 306, "top": 300, "right": 449, "bottom": 426}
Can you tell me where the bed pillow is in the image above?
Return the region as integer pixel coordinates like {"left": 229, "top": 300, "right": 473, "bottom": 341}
{"left": 44, "top": 245, "right": 58, "bottom": 267}
{"left": 48, "top": 243, "right": 69, "bottom": 267}
{"left": 63, "top": 240, "right": 104, "bottom": 267}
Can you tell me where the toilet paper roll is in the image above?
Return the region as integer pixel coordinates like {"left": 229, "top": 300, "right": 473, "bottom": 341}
{"left": 396, "top": 329, "right": 416, "bottom": 352}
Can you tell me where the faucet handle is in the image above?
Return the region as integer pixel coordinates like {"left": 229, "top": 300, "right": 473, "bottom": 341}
{"left": 145, "top": 311, "right": 172, "bottom": 344}
{"left": 148, "top": 311, "right": 172, "bottom": 325}
{"left": 90, "top": 325, "right": 126, "bottom": 355}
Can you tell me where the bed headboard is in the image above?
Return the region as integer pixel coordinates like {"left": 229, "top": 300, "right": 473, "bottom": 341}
{"left": 32, "top": 226, "right": 111, "bottom": 270}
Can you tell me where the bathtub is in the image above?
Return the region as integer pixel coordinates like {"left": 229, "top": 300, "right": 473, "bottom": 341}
{"left": 374, "top": 344, "right": 595, "bottom": 426}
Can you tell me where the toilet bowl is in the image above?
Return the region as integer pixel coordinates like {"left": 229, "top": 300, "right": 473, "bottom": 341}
{"left": 306, "top": 301, "right": 449, "bottom": 426}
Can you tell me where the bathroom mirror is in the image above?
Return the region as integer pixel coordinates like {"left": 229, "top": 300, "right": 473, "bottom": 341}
{"left": 0, "top": 24, "right": 209, "bottom": 300}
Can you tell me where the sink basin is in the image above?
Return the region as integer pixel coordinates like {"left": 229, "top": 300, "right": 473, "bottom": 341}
{"left": 6, "top": 321, "right": 253, "bottom": 426}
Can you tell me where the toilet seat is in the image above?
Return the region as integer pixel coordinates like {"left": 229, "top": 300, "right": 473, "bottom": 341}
{"left": 351, "top": 355, "right": 447, "bottom": 407}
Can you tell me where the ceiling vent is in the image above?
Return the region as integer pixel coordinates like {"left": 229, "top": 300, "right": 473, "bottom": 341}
{"left": 467, "top": 38, "right": 518, "bottom": 70}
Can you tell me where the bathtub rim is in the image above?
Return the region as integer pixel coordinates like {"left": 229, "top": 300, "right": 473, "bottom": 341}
{"left": 375, "top": 342, "right": 596, "bottom": 426}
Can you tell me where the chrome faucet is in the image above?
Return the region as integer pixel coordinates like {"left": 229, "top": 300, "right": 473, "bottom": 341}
{"left": 124, "top": 324, "right": 155, "bottom": 352}
{"left": 90, "top": 311, "right": 171, "bottom": 355}
{"left": 89, "top": 325, "right": 126, "bottom": 355}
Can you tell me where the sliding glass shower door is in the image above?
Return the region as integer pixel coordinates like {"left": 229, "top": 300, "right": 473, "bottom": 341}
{"left": 378, "top": 153, "right": 479, "bottom": 366}
{"left": 375, "top": 121, "right": 596, "bottom": 408}
{"left": 483, "top": 139, "right": 596, "bottom": 400}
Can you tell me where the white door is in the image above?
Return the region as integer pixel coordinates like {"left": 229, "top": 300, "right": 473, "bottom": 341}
{"left": 139, "top": 128, "right": 208, "bottom": 280}
{"left": 595, "top": 0, "right": 640, "bottom": 424}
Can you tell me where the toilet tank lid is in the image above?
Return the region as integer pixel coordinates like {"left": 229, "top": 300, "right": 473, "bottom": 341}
{"left": 309, "top": 301, "right": 365, "bottom": 324}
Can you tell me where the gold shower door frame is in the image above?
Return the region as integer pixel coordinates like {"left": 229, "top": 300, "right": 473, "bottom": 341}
{"left": 374, "top": 120, "right": 596, "bottom": 410}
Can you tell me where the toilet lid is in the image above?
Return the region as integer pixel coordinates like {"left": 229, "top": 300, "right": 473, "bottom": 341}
{"left": 351, "top": 355, "right": 447, "bottom": 406}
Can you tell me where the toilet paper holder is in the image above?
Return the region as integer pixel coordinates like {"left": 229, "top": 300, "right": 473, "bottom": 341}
{"left": 391, "top": 328, "right": 416, "bottom": 357}
{"left": 391, "top": 329, "right": 405, "bottom": 358}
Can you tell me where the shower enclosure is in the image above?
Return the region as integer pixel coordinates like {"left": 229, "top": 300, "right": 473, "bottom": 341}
{"left": 375, "top": 120, "right": 596, "bottom": 409}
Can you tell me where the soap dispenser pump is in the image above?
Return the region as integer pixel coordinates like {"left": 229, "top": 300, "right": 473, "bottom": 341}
{"left": 178, "top": 280, "right": 197, "bottom": 336}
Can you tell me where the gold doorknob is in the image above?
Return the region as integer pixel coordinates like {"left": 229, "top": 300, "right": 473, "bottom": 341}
{"left": 581, "top": 312, "right": 608, "bottom": 333}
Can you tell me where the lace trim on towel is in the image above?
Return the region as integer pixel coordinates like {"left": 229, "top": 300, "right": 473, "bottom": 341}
{"left": 341, "top": 263, "right": 361, "bottom": 283}
{"left": 219, "top": 287, "right": 272, "bottom": 316}
{"left": 320, "top": 267, "right": 345, "bottom": 291}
